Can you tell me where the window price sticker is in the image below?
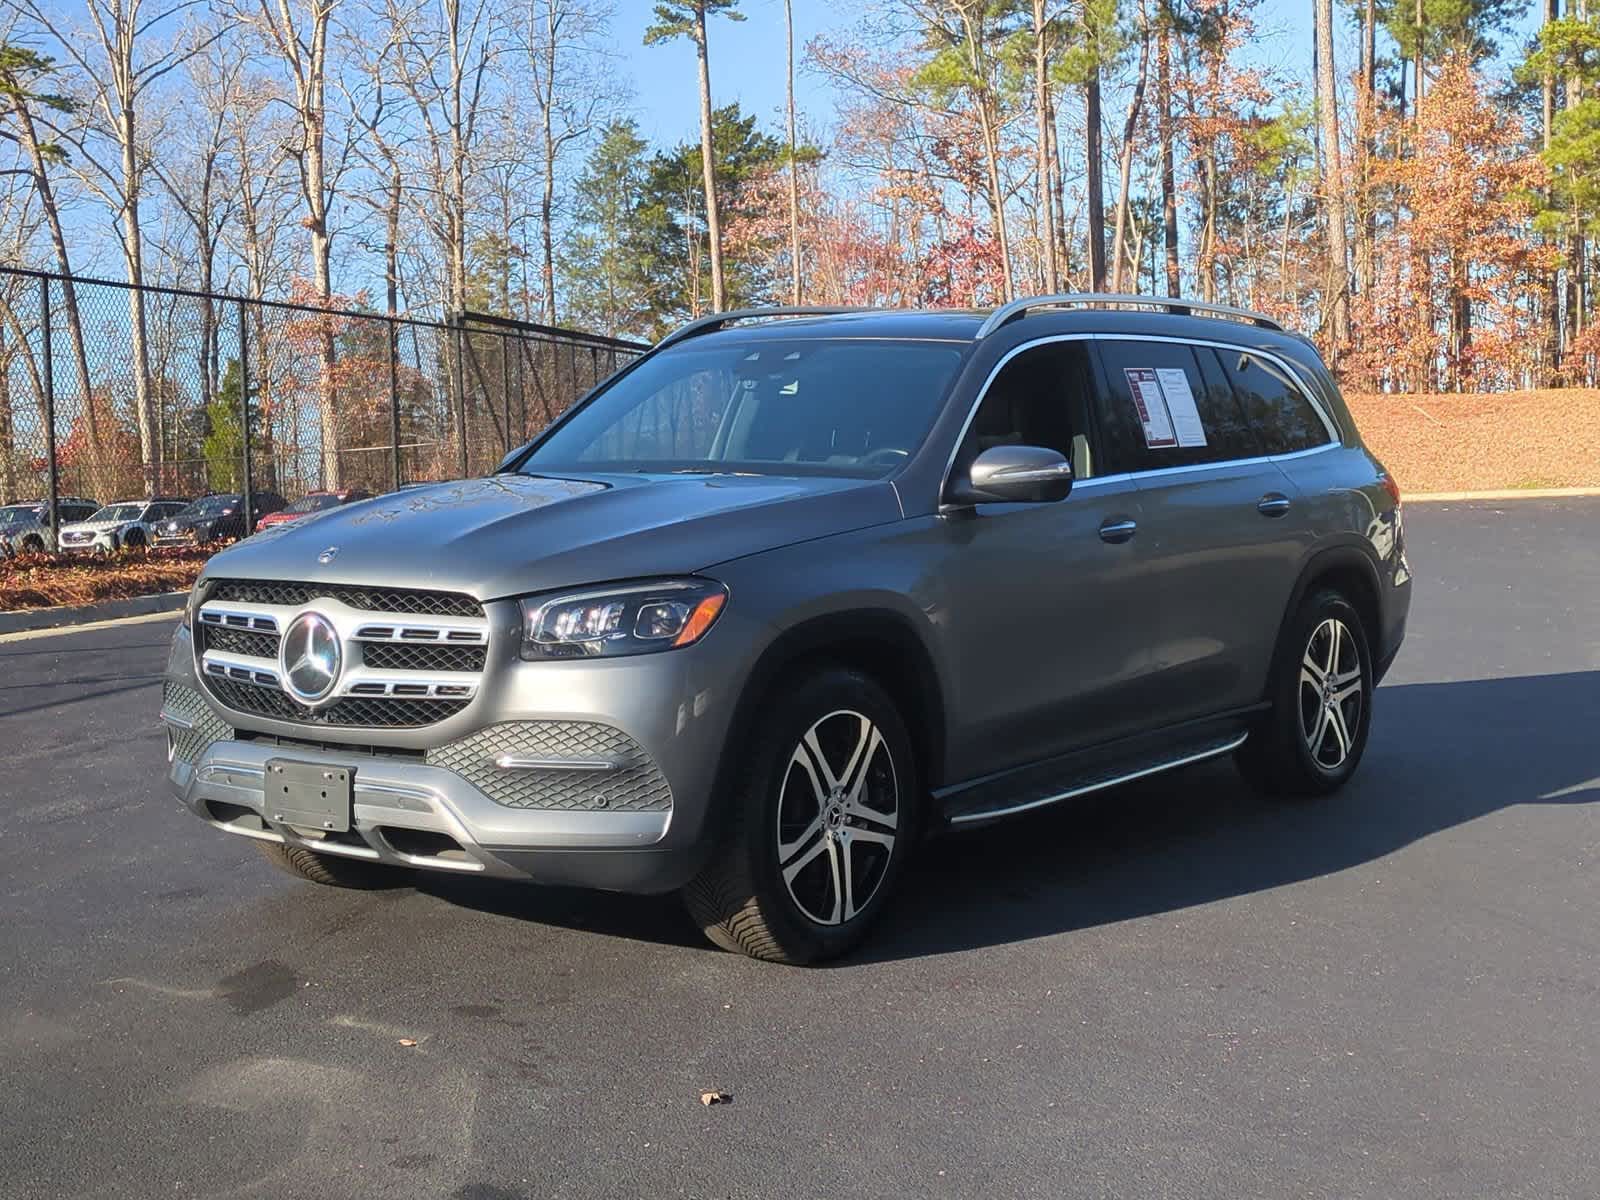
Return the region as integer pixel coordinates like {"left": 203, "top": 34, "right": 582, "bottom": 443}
{"left": 1124, "top": 367, "right": 1208, "bottom": 449}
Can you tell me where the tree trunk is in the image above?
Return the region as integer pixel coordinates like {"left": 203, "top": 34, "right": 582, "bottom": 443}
{"left": 5, "top": 93, "right": 102, "bottom": 497}
{"left": 694, "top": 8, "right": 726, "bottom": 312}
{"left": 1544, "top": 0, "right": 1561, "bottom": 382}
{"left": 1316, "top": 0, "right": 1351, "bottom": 357}
{"left": 1086, "top": 66, "right": 1107, "bottom": 291}
{"left": 1158, "top": 20, "right": 1179, "bottom": 297}
{"left": 1355, "top": 0, "right": 1377, "bottom": 304}
{"left": 785, "top": 0, "right": 803, "bottom": 304}
{"left": 1033, "top": 0, "right": 1059, "bottom": 293}
{"left": 1111, "top": 4, "right": 1151, "bottom": 293}
{"left": 118, "top": 104, "right": 158, "bottom": 491}
{"left": 540, "top": 1, "right": 560, "bottom": 322}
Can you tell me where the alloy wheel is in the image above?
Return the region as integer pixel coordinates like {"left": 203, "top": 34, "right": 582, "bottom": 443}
{"left": 1298, "top": 617, "right": 1363, "bottom": 769}
{"left": 776, "top": 709, "right": 899, "bottom": 926}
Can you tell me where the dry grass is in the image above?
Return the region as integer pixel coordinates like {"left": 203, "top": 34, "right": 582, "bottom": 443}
{"left": 1346, "top": 389, "right": 1600, "bottom": 493}
{"left": 0, "top": 545, "right": 211, "bottom": 612}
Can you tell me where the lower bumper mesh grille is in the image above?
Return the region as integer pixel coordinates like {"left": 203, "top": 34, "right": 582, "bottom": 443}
{"left": 163, "top": 681, "right": 234, "bottom": 765}
{"left": 425, "top": 722, "right": 672, "bottom": 813}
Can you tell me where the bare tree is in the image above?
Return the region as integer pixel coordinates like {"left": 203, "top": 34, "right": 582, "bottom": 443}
{"left": 0, "top": 42, "right": 104, "bottom": 497}
{"left": 1109, "top": 0, "right": 1150, "bottom": 293}
{"left": 152, "top": 39, "right": 247, "bottom": 411}
{"left": 236, "top": 0, "right": 349, "bottom": 486}
{"left": 784, "top": 0, "right": 801, "bottom": 304}
{"left": 1031, "top": 0, "right": 1059, "bottom": 293}
{"left": 19, "top": 0, "right": 220, "bottom": 490}
{"left": 523, "top": 0, "right": 609, "bottom": 323}
{"left": 645, "top": 0, "right": 743, "bottom": 314}
{"left": 388, "top": 0, "right": 500, "bottom": 317}
{"left": 1314, "top": 0, "right": 1349, "bottom": 356}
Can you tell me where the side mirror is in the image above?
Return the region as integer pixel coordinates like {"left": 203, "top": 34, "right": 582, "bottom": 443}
{"left": 948, "top": 445, "right": 1074, "bottom": 505}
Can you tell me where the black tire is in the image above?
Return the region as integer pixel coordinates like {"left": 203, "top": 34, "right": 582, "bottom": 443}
{"left": 21, "top": 535, "right": 43, "bottom": 554}
{"left": 1237, "top": 588, "right": 1373, "bottom": 797}
{"left": 123, "top": 528, "right": 145, "bottom": 549}
{"left": 252, "top": 840, "right": 406, "bottom": 889}
{"left": 683, "top": 667, "right": 920, "bottom": 964}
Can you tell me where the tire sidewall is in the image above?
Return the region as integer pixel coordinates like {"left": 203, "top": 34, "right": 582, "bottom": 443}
{"left": 738, "top": 668, "right": 920, "bottom": 962}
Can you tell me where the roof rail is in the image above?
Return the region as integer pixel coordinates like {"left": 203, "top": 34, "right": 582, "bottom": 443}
{"left": 655, "top": 305, "right": 886, "bottom": 349}
{"left": 976, "top": 293, "right": 1283, "bottom": 339}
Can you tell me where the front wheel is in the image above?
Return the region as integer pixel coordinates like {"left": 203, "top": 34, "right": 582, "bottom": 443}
{"left": 683, "top": 668, "right": 918, "bottom": 964}
{"left": 1237, "top": 588, "right": 1373, "bottom": 797}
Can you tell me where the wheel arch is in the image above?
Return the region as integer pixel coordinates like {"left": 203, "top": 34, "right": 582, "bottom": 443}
{"left": 1268, "top": 543, "right": 1384, "bottom": 695}
{"left": 719, "top": 608, "right": 949, "bottom": 803}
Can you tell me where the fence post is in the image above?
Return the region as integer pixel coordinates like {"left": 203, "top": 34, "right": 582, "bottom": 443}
{"left": 237, "top": 301, "right": 254, "bottom": 535}
{"left": 40, "top": 276, "right": 58, "bottom": 543}
{"left": 388, "top": 321, "right": 401, "bottom": 490}
{"left": 500, "top": 334, "right": 512, "bottom": 455}
{"left": 453, "top": 316, "right": 469, "bottom": 477}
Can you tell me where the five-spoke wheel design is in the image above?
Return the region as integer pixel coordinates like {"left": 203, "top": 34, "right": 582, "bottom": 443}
{"left": 776, "top": 709, "right": 899, "bottom": 927}
{"left": 1298, "top": 616, "right": 1363, "bottom": 769}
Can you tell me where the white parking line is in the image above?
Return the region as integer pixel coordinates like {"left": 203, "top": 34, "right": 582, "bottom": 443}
{"left": 0, "top": 608, "right": 181, "bottom": 644}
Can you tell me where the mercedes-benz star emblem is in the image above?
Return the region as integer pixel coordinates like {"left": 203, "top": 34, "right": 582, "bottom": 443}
{"left": 280, "top": 612, "right": 342, "bottom": 704}
{"left": 318, "top": 545, "right": 339, "bottom": 564}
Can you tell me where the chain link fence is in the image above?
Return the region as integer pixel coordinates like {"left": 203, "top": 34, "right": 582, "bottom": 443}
{"left": 0, "top": 266, "right": 646, "bottom": 529}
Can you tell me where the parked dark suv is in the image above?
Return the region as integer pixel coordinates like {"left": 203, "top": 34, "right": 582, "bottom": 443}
{"left": 161, "top": 295, "right": 1410, "bottom": 963}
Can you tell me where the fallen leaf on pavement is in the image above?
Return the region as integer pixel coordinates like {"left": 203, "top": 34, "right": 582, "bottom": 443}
{"left": 699, "top": 1091, "right": 730, "bottom": 1106}
{"left": 398, "top": 1038, "right": 418, "bottom": 1047}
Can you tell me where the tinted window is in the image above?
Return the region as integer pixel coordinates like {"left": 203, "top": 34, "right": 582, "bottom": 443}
{"left": 525, "top": 337, "right": 966, "bottom": 479}
{"left": 284, "top": 493, "right": 341, "bottom": 514}
{"left": 1091, "top": 340, "right": 1259, "bottom": 473}
{"left": 1219, "top": 350, "right": 1331, "bottom": 454}
{"left": 957, "top": 340, "right": 1096, "bottom": 478}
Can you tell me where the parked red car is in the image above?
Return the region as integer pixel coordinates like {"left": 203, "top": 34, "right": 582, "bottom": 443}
{"left": 254, "top": 488, "right": 372, "bottom": 532}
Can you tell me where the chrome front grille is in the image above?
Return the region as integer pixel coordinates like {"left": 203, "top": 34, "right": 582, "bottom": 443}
{"left": 195, "top": 579, "right": 488, "bottom": 729}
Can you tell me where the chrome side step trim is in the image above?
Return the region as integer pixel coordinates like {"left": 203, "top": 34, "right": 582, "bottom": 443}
{"left": 947, "top": 732, "right": 1248, "bottom": 826}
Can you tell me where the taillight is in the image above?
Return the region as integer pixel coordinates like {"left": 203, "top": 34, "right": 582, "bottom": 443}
{"left": 1380, "top": 474, "right": 1401, "bottom": 507}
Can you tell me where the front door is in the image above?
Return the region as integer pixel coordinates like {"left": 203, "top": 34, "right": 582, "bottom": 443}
{"left": 937, "top": 339, "right": 1165, "bottom": 782}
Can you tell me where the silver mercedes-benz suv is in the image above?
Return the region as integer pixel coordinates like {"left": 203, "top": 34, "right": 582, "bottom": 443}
{"left": 161, "top": 295, "right": 1411, "bottom": 963}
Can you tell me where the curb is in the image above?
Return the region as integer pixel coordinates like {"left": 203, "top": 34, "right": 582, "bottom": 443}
{"left": 0, "top": 590, "right": 185, "bottom": 636}
{"left": 1405, "top": 486, "right": 1600, "bottom": 502}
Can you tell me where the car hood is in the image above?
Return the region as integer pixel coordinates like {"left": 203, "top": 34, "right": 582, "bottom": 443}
{"left": 62, "top": 520, "right": 126, "bottom": 532}
{"left": 202, "top": 472, "right": 901, "bottom": 600}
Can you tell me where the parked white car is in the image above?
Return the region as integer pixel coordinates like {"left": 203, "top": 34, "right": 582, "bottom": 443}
{"left": 0, "top": 497, "right": 101, "bottom": 555}
{"left": 59, "top": 498, "right": 190, "bottom": 555}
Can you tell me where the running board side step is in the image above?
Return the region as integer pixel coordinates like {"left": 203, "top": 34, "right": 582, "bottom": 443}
{"left": 939, "top": 728, "right": 1249, "bottom": 828}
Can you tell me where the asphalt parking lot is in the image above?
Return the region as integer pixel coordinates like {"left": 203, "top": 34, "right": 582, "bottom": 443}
{"left": 2, "top": 498, "right": 1597, "bottom": 1200}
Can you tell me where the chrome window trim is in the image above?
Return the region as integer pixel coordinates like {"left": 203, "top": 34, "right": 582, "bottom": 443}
{"left": 937, "top": 331, "right": 1340, "bottom": 502}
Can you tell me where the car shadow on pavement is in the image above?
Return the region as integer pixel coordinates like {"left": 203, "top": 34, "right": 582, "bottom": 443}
{"left": 416, "top": 671, "right": 1600, "bottom": 961}
{"left": 862, "top": 670, "right": 1600, "bottom": 963}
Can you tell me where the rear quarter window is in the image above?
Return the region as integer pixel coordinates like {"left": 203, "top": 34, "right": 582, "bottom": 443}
{"left": 1218, "top": 350, "right": 1332, "bottom": 454}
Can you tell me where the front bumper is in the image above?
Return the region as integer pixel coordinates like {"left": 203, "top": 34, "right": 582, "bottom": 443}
{"left": 162, "top": 618, "right": 745, "bottom": 893}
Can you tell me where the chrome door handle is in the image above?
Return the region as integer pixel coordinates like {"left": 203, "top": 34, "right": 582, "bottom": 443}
{"left": 1257, "top": 494, "right": 1292, "bottom": 517}
{"left": 1098, "top": 518, "right": 1138, "bottom": 544}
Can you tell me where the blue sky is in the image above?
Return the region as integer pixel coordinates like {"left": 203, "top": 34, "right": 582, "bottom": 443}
{"left": 612, "top": 0, "right": 1542, "bottom": 152}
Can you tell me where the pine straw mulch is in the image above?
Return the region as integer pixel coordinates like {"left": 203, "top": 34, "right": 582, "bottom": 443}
{"left": 0, "top": 545, "right": 214, "bottom": 612}
{"left": 1345, "top": 389, "right": 1600, "bottom": 493}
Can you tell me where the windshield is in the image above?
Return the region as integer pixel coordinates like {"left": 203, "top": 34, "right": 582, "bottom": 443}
{"left": 181, "top": 495, "right": 237, "bottom": 518}
{"left": 87, "top": 504, "right": 145, "bottom": 524}
{"left": 0, "top": 505, "right": 40, "bottom": 529}
{"left": 284, "top": 493, "right": 341, "bottom": 514}
{"left": 521, "top": 337, "right": 967, "bottom": 479}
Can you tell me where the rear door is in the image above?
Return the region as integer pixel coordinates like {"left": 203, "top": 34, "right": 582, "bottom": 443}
{"left": 1088, "top": 337, "right": 1314, "bottom": 725}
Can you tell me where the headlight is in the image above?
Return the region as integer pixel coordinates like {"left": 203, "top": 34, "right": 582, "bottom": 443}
{"left": 518, "top": 577, "right": 727, "bottom": 660}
